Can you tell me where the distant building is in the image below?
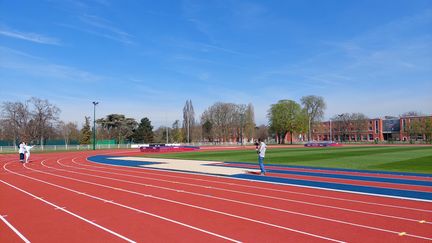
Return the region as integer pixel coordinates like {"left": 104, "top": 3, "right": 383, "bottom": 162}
{"left": 310, "top": 115, "right": 432, "bottom": 142}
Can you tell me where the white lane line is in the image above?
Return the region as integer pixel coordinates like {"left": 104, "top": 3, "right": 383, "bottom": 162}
{"left": 0, "top": 214, "right": 31, "bottom": 243}
{"left": 78, "top": 158, "right": 432, "bottom": 212}
{"left": 64, "top": 158, "right": 432, "bottom": 224}
{"left": 41, "top": 159, "right": 432, "bottom": 240}
{"left": 32, "top": 160, "right": 345, "bottom": 243}
{"left": 0, "top": 178, "right": 135, "bottom": 243}
{"left": 4, "top": 162, "right": 241, "bottom": 243}
{"left": 51, "top": 159, "right": 432, "bottom": 239}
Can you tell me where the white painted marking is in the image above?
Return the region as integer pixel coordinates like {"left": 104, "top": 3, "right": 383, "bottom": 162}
{"left": 0, "top": 214, "right": 31, "bottom": 243}
{"left": 91, "top": 157, "right": 432, "bottom": 203}
{"left": 4, "top": 162, "right": 241, "bottom": 242}
{"left": 68, "top": 158, "right": 432, "bottom": 224}
{"left": 0, "top": 177, "right": 135, "bottom": 243}
{"left": 114, "top": 157, "right": 260, "bottom": 175}
{"left": 53, "top": 159, "right": 432, "bottom": 238}
{"left": 36, "top": 160, "right": 345, "bottom": 242}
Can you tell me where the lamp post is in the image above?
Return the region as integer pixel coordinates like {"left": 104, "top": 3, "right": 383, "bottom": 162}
{"left": 240, "top": 113, "right": 244, "bottom": 146}
{"left": 92, "top": 101, "right": 99, "bottom": 150}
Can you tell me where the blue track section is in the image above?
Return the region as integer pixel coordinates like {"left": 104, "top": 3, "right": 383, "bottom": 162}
{"left": 89, "top": 155, "right": 159, "bottom": 167}
{"left": 220, "top": 163, "right": 432, "bottom": 186}
{"left": 233, "top": 174, "right": 432, "bottom": 201}
{"left": 225, "top": 162, "right": 432, "bottom": 177}
{"left": 88, "top": 155, "right": 432, "bottom": 201}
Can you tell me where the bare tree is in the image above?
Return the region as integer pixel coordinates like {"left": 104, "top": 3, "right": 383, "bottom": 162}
{"left": 350, "top": 113, "right": 369, "bottom": 141}
{"left": 1, "top": 101, "right": 31, "bottom": 145}
{"left": 401, "top": 111, "right": 424, "bottom": 117}
{"left": 201, "top": 102, "right": 248, "bottom": 143}
{"left": 182, "top": 100, "right": 195, "bottom": 143}
{"left": 332, "top": 113, "right": 351, "bottom": 142}
{"left": 30, "top": 97, "right": 60, "bottom": 147}
{"left": 301, "top": 95, "right": 326, "bottom": 141}
{"left": 57, "top": 121, "right": 80, "bottom": 145}
{"left": 255, "top": 125, "right": 268, "bottom": 141}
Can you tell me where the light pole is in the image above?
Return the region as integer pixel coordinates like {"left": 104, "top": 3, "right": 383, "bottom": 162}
{"left": 308, "top": 116, "right": 312, "bottom": 142}
{"left": 329, "top": 119, "right": 332, "bottom": 142}
{"left": 92, "top": 101, "right": 99, "bottom": 150}
{"left": 240, "top": 114, "right": 244, "bottom": 146}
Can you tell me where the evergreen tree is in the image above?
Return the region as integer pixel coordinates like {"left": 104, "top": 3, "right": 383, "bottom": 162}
{"left": 79, "top": 116, "right": 92, "bottom": 144}
{"left": 133, "top": 117, "right": 154, "bottom": 143}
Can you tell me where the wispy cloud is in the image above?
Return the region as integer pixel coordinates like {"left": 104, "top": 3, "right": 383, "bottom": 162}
{"left": 0, "top": 26, "right": 60, "bottom": 45}
{"left": 0, "top": 46, "right": 103, "bottom": 83}
{"left": 76, "top": 14, "right": 134, "bottom": 45}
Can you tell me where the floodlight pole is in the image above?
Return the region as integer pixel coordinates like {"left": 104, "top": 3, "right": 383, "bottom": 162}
{"left": 240, "top": 114, "right": 244, "bottom": 146}
{"left": 92, "top": 101, "right": 99, "bottom": 150}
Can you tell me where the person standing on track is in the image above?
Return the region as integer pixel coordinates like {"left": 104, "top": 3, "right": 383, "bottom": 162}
{"left": 257, "top": 138, "right": 267, "bottom": 175}
{"left": 18, "top": 141, "right": 26, "bottom": 163}
{"left": 24, "top": 143, "right": 35, "bottom": 163}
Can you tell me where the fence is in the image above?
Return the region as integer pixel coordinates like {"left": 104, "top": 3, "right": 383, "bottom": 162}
{"left": 0, "top": 144, "right": 133, "bottom": 153}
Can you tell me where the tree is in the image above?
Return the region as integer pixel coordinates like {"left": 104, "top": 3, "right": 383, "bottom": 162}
{"left": 200, "top": 102, "right": 251, "bottom": 143}
{"left": 332, "top": 113, "right": 351, "bottom": 141}
{"left": 30, "top": 97, "right": 60, "bottom": 146}
{"left": 202, "top": 120, "right": 213, "bottom": 142}
{"left": 171, "top": 120, "right": 183, "bottom": 142}
{"left": 350, "top": 113, "right": 369, "bottom": 141}
{"left": 57, "top": 121, "right": 79, "bottom": 145}
{"left": 401, "top": 111, "right": 424, "bottom": 117}
{"left": 1, "top": 101, "right": 31, "bottom": 145}
{"left": 300, "top": 95, "right": 326, "bottom": 141}
{"left": 268, "top": 100, "right": 306, "bottom": 144}
{"left": 256, "top": 125, "right": 268, "bottom": 141}
{"left": 133, "top": 117, "right": 154, "bottom": 143}
{"left": 80, "top": 116, "right": 92, "bottom": 144}
{"left": 244, "top": 103, "right": 256, "bottom": 142}
{"left": 153, "top": 126, "right": 171, "bottom": 143}
{"left": 97, "top": 114, "right": 137, "bottom": 143}
{"left": 182, "top": 100, "right": 195, "bottom": 143}
{"left": 425, "top": 117, "right": 432, "bottom": 143}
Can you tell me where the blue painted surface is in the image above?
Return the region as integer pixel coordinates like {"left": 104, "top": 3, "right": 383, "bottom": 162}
{"left": 89, "top": 155, "right": 159, "bottom": 167}
{"left": 224, "top": 161, "right": 432, "bottom": 177}
{"left": 233, "top": 174, "right": 432, "bottom": 201}
{"left": 217, "top": 163, "right": 432, "bottom": 186}
{"left": 88, "top": 155, "right": 432, "bottom": 201}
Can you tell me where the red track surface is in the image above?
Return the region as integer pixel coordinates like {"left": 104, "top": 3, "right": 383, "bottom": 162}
{"left": 1, "top": 150, "right": 431, "bottom": 242}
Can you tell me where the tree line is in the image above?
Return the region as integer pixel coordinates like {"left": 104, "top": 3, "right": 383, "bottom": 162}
{"left": 1, "top": 96, "right": 429, "bottom": 145}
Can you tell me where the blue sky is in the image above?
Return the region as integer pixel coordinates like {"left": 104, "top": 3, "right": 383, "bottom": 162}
{"left": 1, "top": 0, "right": 431, "bottom": 127}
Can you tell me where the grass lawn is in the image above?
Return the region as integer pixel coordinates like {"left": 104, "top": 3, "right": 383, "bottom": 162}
{"left": 141, "top": 146, "right": 432, "bottom": 174}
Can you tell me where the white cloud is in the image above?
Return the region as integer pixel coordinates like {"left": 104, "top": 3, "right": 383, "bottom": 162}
{"left": 0, "top": 26, "right": 60, "bottom": 45}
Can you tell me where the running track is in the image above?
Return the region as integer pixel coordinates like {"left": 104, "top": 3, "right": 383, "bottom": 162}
{"left": 1, "top": 149, "right": 431, "bottom": 242}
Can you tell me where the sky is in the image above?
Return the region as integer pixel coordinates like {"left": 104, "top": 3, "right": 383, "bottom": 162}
{"left": 1, "top": 0, "right": 431, "bottom": 128}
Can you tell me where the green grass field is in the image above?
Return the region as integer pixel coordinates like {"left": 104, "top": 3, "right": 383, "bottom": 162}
{"left": 141, "top": 146, "right": 432, "bottom": 174}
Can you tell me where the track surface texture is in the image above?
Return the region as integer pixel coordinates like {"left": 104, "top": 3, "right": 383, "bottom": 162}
{"left": 1, "top": 149, "right": 431, "bottom": 243}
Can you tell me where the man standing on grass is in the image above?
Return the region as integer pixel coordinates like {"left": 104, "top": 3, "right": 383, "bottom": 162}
{"left": 257, "top": 138, "right": 267, "bottom": 175}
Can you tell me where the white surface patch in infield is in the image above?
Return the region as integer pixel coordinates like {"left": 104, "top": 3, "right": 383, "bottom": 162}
{"left": 111, "top": 157, "right": 259, "bottom": 176}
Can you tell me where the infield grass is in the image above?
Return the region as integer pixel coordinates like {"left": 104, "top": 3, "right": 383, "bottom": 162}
{"left": 141, "top": 146, "right": 432, "bottom": 174}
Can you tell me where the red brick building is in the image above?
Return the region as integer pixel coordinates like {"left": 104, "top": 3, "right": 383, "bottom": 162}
{"left": 284, "top": 115, "right": 432, "bottom": 143}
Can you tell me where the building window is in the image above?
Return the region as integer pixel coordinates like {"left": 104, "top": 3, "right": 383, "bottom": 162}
{"left": 368, "top": 134, "right": 373, "bottom": 140}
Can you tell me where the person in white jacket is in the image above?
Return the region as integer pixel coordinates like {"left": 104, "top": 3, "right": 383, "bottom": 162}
{"left": 24, "top": 143, "right": 35, "bottom": 163}
{"left": 18, "top": 142, "right": 26, "bottom": 163}
{"left": 257, "top": 139, "right": 267, "bottom": 175}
